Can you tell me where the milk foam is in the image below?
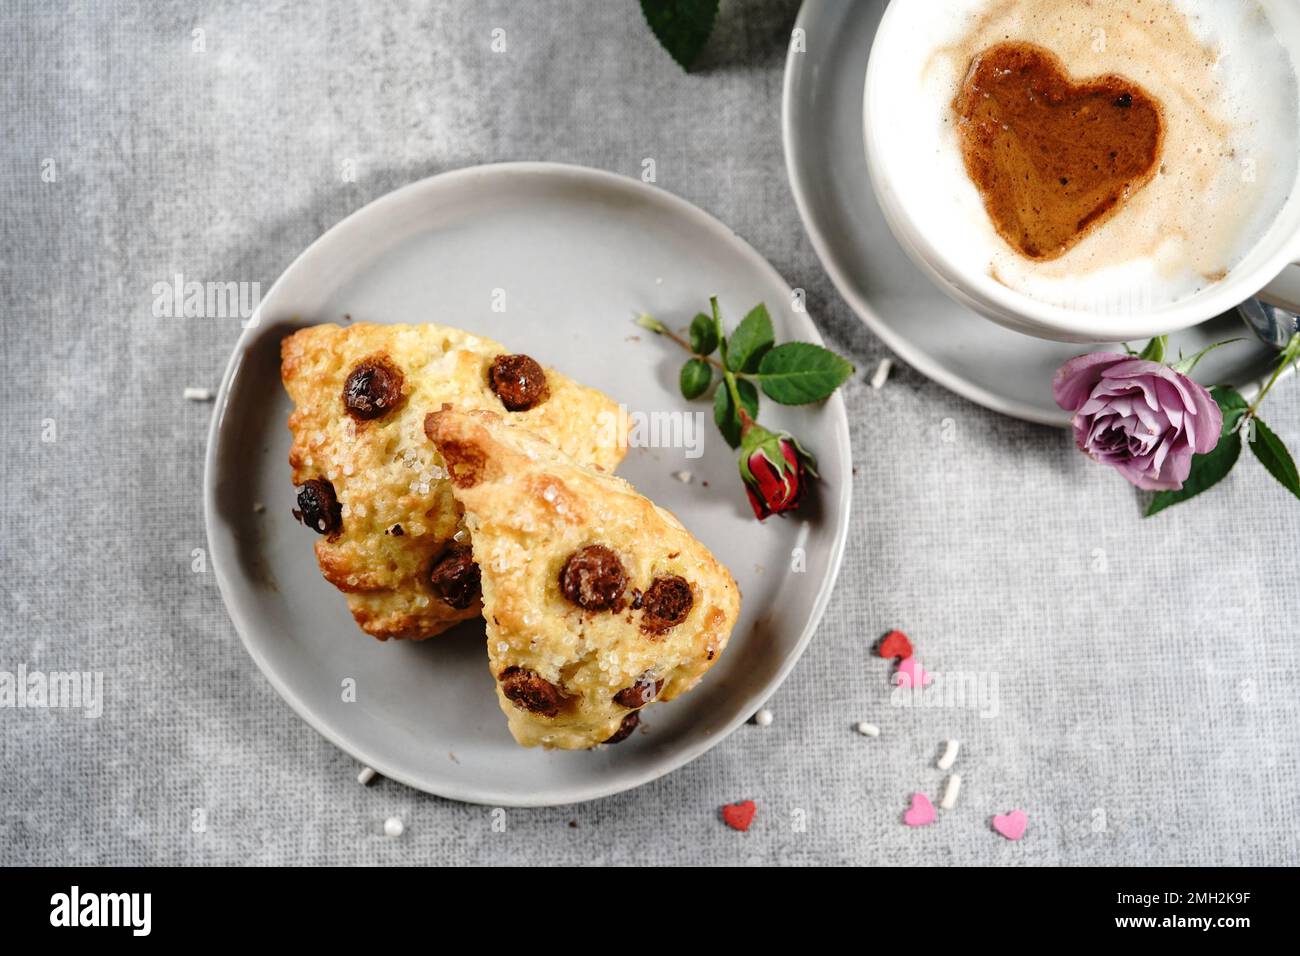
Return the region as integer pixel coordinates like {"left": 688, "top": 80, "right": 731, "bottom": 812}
{"left": 878, "top": 0, "right": 1300, "bottom": 312}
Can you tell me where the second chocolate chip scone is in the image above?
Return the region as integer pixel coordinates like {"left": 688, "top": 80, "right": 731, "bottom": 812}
{"left": 426, "top": 406, "right": 741, "bottom": 749}
{"left": 281, "top": 322, "right": 627, "bottom": 640}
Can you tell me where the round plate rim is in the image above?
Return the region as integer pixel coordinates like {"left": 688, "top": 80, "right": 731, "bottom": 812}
{"left": 201, "top": 161, "right": 853, "bottom": 806}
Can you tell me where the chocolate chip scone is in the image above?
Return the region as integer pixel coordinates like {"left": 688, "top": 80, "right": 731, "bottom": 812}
{"left": 426, "top": 406, "right": 741, "bottom": 749}
{"left": 281, "top": 322, "right": 626, "bottom": 640}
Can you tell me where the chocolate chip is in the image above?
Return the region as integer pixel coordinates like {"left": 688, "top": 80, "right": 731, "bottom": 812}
{"left": 294, "top": 478, "right": 342, "bottom": 535}
{"left": 429, "top": 545, "right": 481, "bottom": 609}
{"left": 641, "top": 575, "right": 693, "bottom": 633}
{"left": 1113, "top": 92, "right": 1133, "bottom": 108}
{"left": 343, "top": 355, "right": 404, "bottom": 420}
{"left": 559, "top": 545, "right": 627, "bottom": 611}
{"left": 499, "top": 667, "right": 564, "bottom": 717}
{"left": 614, "top": 674, "right": 664, "bottom": 709}
{"left": 603, "top": 711, "right": 639, "bottom": 744}
{"left": 489, "top": 354, "right": 548, "bottom": 411}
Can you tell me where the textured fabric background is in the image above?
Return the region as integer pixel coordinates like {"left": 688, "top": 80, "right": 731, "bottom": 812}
{"left": 2, "top": 0, "right": 1298, "bottom": 866}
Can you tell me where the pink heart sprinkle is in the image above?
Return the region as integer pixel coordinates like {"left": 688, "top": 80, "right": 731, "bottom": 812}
{"left": 992, "top": 809, "right": 1028, "bottom": 841}
{"left": 903, "top": 792, "right": 936, "bottom": 827}
{"left": 894, "top": 657, "right": 933, "bottom": 688}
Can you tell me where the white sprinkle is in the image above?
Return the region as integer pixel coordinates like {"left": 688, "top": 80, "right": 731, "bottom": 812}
{"left": 940, "top": 773, "right": 962, "bottom": 810}
{"left": 183, "top": 387, "right": 213, "bottom": 401}
{"left": 542, "top": 485, "right": 558, "bottom": 503}
{"left": 937, "top": 739, "right": 960, "bottom": 770}
{"left": 870, "top": 358, "right": 893, "bottom": 390}
{"left": 673, "top": 470, "right": 693, "bottom": 483}
{"left": 252, "top": 502, "right": 265, "bottom": 513}
{"left": 342, "top": 463, "right": 354, "bottom": 476}
{"left": 357, "top": 766, "right": 377, "bottom": 786}
{"left": 383, "top": 816, "right": 404, "bottom": 837}
{"left": 753, "top": 708, "right": 773, "bottom": 727}
{"left": 855, "top": 721, "right": 880, "bottom": 737}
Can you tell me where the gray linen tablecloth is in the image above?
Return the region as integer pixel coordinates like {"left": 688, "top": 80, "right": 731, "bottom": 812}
{"left": 2, "top": 0, "right": 1298, "bottom": 866}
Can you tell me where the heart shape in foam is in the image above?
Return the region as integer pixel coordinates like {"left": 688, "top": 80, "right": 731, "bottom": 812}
{"left": 953, "top": 41, "right": 1164, "bottom": 261}
{"left": 992, "top": 809, "right": 1028, "bottom": 841}
{"left": 903, "top": 792, "right": 936, "bottom": 827}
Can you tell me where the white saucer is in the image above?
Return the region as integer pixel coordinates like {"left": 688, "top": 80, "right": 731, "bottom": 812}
{"left": 783, "top": 0, "right": 1287, "bottom": 426}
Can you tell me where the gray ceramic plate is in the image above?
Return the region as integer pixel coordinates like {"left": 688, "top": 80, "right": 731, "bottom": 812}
{"left": 784, "top": 0, "right": 1290, "bottom": 426}
{"left": 203, "top": 163, "right": 851, "bottom": 807}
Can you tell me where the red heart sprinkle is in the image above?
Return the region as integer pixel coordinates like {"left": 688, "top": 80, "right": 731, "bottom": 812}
{"left": 721, "top": 800, "right": 757, "bottom": 832}
{"left": 878, "top": 630, "right": 913, "bottom": 660}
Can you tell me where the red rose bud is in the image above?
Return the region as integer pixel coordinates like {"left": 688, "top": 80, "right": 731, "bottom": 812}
{"left": 738, "top": 413, "right": 818, "bottom": 521}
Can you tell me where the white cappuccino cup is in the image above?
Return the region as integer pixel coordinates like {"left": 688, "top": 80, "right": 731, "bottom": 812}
{"left": 864, "top": 0, "right": 1300, "bottom": 344}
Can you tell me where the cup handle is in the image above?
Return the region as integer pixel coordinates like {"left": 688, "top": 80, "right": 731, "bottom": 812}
{"left": 1258, "top": 261, "right": 1300, "bottom": 315}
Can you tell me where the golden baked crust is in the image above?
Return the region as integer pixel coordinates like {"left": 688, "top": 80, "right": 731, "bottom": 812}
{"left": 281, "top": 322, "right": 626, "bottom": 640}
{"left": 426, "top": 407, "right": 741, "bottom": 749}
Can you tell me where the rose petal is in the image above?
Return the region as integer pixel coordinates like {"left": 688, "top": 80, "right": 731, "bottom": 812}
{"left": 1185, "top": 379, "right": 1223, "bottom": 454}
{"left": 1052, "top": 352, "right": 1128, "bottom": 412}
{"left": 1160, "top": 442, "right": 1195, "bottom": 486}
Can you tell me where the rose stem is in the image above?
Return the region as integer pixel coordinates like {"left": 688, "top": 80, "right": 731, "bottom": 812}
{"left": 636, "top": 313, "right": 726, "bottom": 371}
{"left": 1246, "top": 332, "right": 1300, "bottom": 420}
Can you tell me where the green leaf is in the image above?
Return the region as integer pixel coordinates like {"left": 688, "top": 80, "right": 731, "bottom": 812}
{"left": 714, "top": 375, "right": 758, "bottom": 448}
{"left": 755, "top": 342, "right": 856, "bottom": 404}
{"left": 1145, "top": 386, "right": 1246, "bottom": 516}
{"left": 679, "top": 358, "right": 712, "bottom": 400}
{"left": 1214, "top": 385, "right": 1250, "bottom": 432}
{"left": 1248, "top": 418, "right": 1300, "bottom": 500}
{"left": 689, "top": 313, "right": 718, "bottom": 356}
{"left": 725, "top": 304, "right": 775, "bottom": 373}
{"left": 639, "top": 0, "right": 719, "bottom": 71}
{"left": 1146, "top": 435, "right": 1241, "bottom": 516}
{"left": 1137, "top": 335, "right": 1167, "bottom": 364}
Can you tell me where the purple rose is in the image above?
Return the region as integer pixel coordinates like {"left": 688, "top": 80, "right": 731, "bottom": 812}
{"left": 1053, "top": 353, "right": 1222, "bottom": 491}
